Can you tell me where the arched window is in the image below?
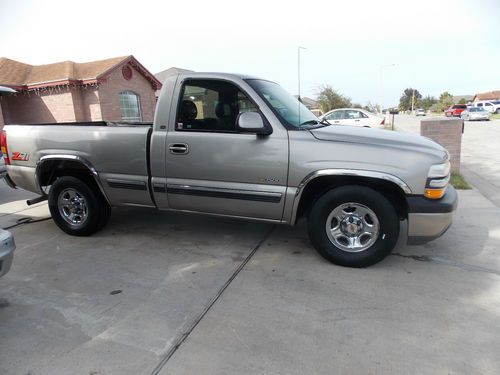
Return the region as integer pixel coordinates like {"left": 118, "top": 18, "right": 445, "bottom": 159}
{"left": 119, "top": 91, "right": 142, "bottom": 122}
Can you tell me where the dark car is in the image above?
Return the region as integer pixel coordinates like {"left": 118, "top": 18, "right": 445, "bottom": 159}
{"left": 445, "top": 104, "right": 467, "bottom": 117}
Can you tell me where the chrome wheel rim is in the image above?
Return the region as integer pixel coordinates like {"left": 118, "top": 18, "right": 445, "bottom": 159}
{"left": 58, "top": 188, "right": 89, "bottom": 227}
{"left": 325, "top": 202, "right": 380, "bottom": 252}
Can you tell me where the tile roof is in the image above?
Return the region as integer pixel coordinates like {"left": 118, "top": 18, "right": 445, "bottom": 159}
{"left": 0, "top": 56, "right": 161, "bottom": 90}
{"left": 473, "top": 90, "right": 500, "bottom": 101}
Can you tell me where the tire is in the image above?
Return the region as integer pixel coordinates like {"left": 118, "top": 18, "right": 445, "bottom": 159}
{"left": 307, "top": 185, "right": 399, "bottom": 267}
{"left": 48, "top": 176, "right": 111, "bottom": 236}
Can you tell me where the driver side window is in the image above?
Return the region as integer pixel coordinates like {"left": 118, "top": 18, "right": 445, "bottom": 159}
{"left": 176, "top": 80, "right": 257, "bottom": 132}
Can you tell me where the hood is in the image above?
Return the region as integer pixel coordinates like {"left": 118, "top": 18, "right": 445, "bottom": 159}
{"left": 310, "top": 125, "right": 448, "bottom": 160}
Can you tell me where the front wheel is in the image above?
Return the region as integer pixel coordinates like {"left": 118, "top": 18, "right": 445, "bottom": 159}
{"left": 308, "top": 186, "right": 400, "bottom": 267}
{"left": 48, "top": 176, "right": 111, "bottom": 236}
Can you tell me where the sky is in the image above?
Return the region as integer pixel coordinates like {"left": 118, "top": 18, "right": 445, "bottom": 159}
{"left": 1, "top": 0, "right": 499, "bottom": 108}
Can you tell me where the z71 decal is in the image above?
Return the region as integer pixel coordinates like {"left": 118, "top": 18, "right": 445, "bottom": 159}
{"left": 11, "top": 152, "right": 30, "bottom": 161}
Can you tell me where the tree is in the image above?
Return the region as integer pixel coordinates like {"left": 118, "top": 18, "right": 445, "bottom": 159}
{"left": 316, "top": 85, "right": 352, "bottom": 112}
{"left": 399, "top": 88, "right": 422, "bottom": 111}
{"left": 363, "top": 102, "right": 381, "bottom": 114}
{"left": 435, "top": 91, "right": 453, "bottom": 112}
{"left": 458, "top": 98, "right": 467, "bottom": 105}
{"left": 421, "top": 95, "right": 437, "bottom": 111}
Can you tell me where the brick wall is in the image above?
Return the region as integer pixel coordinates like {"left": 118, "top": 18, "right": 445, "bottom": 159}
{"left": 420, "top": 118, "right": 463, "bottom": 172}
{"left": 72, "top": 87, "right": 102, "bottom": 122}
{"left": 2, "top": 88, "right": 77, "bottom": 124}
{"left": 98, "top": 64, "right": 156, "bottom": 122}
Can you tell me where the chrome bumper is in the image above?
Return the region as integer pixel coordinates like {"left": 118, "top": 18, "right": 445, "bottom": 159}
{"left": 0, "top": 230, "right": 16, "bottom": 278}
{"left": 406, "top": 186, "right": 458, "bottom": 245}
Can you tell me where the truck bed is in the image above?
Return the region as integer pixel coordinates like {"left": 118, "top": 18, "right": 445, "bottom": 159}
{"left": 4, "top": 122, "right": 154, "bottom": 207}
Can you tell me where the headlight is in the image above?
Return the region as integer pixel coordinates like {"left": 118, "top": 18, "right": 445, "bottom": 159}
{"left": 424, "top": 161, "right": 450, "bottom": 199}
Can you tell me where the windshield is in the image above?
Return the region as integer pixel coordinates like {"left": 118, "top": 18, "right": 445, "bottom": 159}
{"left": 470, "top": 107, "right": 485, "bottom": 112}
{"left": 246, "top": 79, "right": 319, "bottom": 129}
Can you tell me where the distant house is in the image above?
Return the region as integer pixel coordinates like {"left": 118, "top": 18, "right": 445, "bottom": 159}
{"left": 452, "top": 95, "right": 473, "bottom": 104}
{"left": 0, "top": 55, "right": 161, "bottom": 127}
{"left": 471, "top": 90, "right": 500, "bottom": 102}
{"left": 295, "top": 96, "right": 323, "bottom": 116}
{"left": 154, "top": 67, "right": 194, "bottom": 97}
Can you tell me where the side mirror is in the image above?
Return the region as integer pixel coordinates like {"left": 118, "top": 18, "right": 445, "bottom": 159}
{"left": 236, "top": 112, "right": 272, "bottom": 135}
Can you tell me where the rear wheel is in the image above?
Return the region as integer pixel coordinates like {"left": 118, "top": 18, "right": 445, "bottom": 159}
{"left": 48, "top": 176, "right": 111, "bottom": 236}
{"left": 308, "top": 185, "right": 400, "bottom": 267}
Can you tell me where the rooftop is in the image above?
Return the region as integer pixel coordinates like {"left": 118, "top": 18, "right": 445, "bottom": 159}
{"left": 0, "top": 56, "right": 161, "bottom": 90}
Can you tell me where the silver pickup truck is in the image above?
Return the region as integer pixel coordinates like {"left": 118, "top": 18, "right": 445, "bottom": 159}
{"left": 1, "top": 73, "right": 457, "bottom": 267}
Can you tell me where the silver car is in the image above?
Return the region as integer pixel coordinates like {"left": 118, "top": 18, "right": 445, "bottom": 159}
{"left": 0, "top": 229, "right": 15, "bottom": 277}
{"left": 461, "top": 107, "right": 491, "bottom": 121}
{"left": 320, "top": 108, "right": 386, "bottom": 129}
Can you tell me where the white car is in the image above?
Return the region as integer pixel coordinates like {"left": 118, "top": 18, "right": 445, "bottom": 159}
{"left": 461, "top": 107, "right": 491, "bottom": 121}
{"left": 320, "top": 108, "right": 386, "bottom": 129}
{"left": 470, "top": 101, "right": 500, "bottom": 114}
{"left": 415, "top": 108, "right": 426, "bottom": 116}
{"left": 0, "top": 229, "right": 15, "bottom": 278}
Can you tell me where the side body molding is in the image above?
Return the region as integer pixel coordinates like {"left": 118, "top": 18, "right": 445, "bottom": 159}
{"left": 35, "top": 154, "right": 111, "bottom": 205}
{"left": 290, "top": 168, "right": 412, "bottom": 224}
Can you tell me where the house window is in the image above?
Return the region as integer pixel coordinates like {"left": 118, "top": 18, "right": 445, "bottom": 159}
{"left": 119, "top": 91, "right": 142, "bottom": 122}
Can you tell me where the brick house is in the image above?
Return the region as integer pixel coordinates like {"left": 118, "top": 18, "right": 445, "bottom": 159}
{"left": 0, "top": 55, "right": 161, "bottom": 127}
{"left": 471, "top": 90, "right": 500, "bottom": 102}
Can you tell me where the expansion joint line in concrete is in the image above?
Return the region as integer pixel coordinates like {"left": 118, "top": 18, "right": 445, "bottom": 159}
{"left": 150, "top": 225, "right": 276, "bottom": 375}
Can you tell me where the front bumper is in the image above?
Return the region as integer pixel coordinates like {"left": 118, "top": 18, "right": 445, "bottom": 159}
{"left": 0, "top": 230, "right": 16, "bottom": 278}
{"left": 406, "top": 186, "right": 458, "bottom": 245}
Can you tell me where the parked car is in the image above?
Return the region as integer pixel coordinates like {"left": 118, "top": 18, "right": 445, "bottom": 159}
{"left": 445, "top": 104, "right": 467, "bottom": 117}
{"left": 469, "top": 101, "right": 500, "bottom": 114}
{"left": 415, "top": 109, "right": 426, "bottom": 116}
{"left": 0, "top": 229, "right": 15, "bottom": 278}
{"left": 460, "top": 107, "right": 491, "bottom": 121}
{"left": 320, "top": 108, "right": 386, "bottom": 129}
{"left": 1, "top": 72, "right": 457, "bottom": 268}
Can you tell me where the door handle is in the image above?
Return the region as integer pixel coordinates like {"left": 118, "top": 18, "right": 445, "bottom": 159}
{"left": 355, "top": 119, "right": 360, "bottom": 122}
{"left": 169, "top": 143, "right": 189, "bottom": 154}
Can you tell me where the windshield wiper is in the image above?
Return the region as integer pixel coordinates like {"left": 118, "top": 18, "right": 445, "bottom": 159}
{"left": 298, "top": 119, "right": 331, "bottom": 129}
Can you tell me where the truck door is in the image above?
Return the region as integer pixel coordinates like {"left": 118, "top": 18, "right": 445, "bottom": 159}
{"left": 164, "top": 79, "right": 288, "bottom": 221}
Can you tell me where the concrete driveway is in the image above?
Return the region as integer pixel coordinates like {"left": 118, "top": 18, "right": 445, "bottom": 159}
{"left": 1, "top": 186, "right": 500, "bottom": 374}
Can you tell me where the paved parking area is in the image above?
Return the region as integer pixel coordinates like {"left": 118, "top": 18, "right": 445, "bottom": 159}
{"left": 1, "top": 186, "right": 500, "bottom": 374}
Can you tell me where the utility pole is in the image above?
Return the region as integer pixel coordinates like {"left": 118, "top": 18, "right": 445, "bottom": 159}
{"left": 411, "top": 89, "right": 415, "bottom": 113}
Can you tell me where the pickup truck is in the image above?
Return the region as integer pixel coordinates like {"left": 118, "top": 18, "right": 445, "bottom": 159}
{"left": 1, "top": 73, "right": 457, "bottom": 267}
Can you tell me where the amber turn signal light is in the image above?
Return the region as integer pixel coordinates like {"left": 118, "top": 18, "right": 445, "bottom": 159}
{"left": 424, "top": 188, "right": 445, "bottom": 199}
